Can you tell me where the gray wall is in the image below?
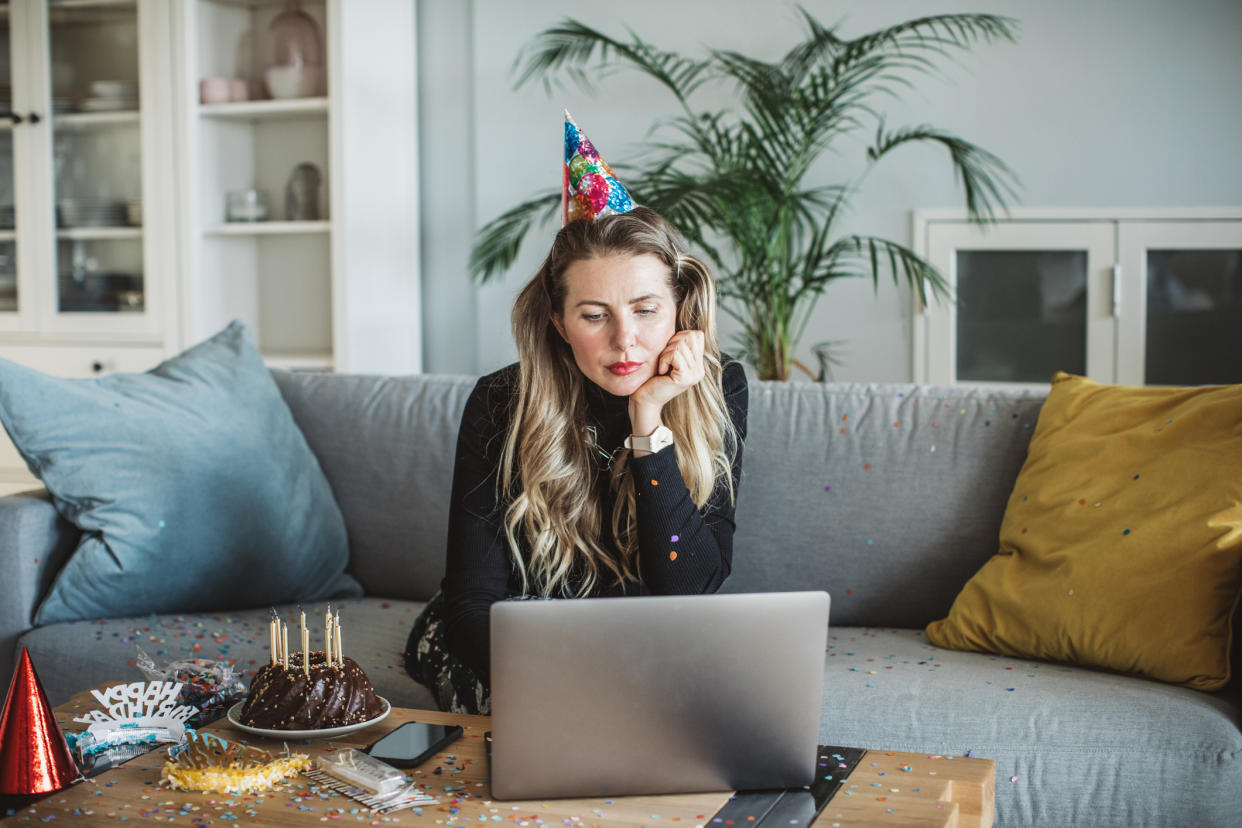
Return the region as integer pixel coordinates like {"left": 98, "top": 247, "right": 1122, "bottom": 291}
{"left": 418, "top": 0, "right": 1242, "bottom": 381}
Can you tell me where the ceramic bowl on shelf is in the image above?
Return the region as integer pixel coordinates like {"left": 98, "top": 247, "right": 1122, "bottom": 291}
{"left": 265, "top": 65, "right": 322, "bottom": 99}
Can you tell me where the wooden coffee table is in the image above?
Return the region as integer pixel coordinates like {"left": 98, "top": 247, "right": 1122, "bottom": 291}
{"left": 1, "top": 688, "right": 993, "bottom": 827}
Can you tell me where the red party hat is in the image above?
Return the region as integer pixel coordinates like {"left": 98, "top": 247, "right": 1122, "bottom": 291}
{"left": 0, "top": 648, "right": 79, "bottom": 794}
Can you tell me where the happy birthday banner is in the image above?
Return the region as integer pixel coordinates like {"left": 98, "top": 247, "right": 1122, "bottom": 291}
{"left": 73, "top": 681, "right": 197, "bottom": 726}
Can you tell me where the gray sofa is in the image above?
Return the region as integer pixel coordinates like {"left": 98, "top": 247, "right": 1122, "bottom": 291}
{"left": 2, "top": 370, "right": 1239, "bottom": 827}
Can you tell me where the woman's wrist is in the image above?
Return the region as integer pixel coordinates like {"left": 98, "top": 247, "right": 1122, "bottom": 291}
{"left": 628, "top": 401, "right": 665, "bottom": 456}
{"left": 628, "top": 400, "right": 664, "bottom": 439}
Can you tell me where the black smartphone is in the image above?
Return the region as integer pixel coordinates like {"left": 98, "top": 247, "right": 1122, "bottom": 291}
{"left": 366, "top": 721, "right": 464, "bottom": 769}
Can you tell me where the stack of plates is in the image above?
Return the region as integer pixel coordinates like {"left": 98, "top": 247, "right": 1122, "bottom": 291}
{"left": 77, "top": 79, "right": 138, "bottom": 113}
{"left": 57, "top": 198, "right": 127, "bottom": 228}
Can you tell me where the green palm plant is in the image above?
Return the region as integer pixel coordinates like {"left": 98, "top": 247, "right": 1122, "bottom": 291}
{"left": 470, "top": 7, "right": 1020, "bottom": 381}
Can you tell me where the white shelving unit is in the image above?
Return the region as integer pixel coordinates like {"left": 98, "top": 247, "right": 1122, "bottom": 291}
{"left": 204, "top": 219, "right": 330, "bottom": 236}
{"left": 200, "top": 96, "right": 328, "bottom": 119}
{"left": 56, "top": 227, "right": 143, "bottom": 241}
{"left": 53, "top": 110, "right": 142, "bottom": 129}
{"left": 174, "top": 0, "right": 421, "bottom": 374}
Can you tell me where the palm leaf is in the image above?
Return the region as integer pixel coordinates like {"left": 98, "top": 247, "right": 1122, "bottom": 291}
{"left": 513, "top": 20, "right": 709, "bottom": 104}
{"left": 470, "top": 191, "right": 562, "bottom": 282}
{"left": 783, "top": 6, "right": 1017, "bottom": 79}
{"left": 868, "top": 124, "right": 1020, "bottom": 221}
{"left": 829, "top": 235, "right": 953, "bottom": 308}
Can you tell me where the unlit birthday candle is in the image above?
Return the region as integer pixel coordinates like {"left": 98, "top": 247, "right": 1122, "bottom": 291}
{"left": 324, "top": 604, "right": 333, "bottom": 668}
{"left": 334, "top": 609, "right": 342, "bottom": 664}
{"left": 300, "top": 609, "right": 309, "bottom": 678}
{"left": 269, "top": 610, "right": 278, "bottom": 666}
{"left": 273, "top": 613, "right": 284, "bottom": 666}
{"left": 281, "top": 618, "right": 289, "bottom": 669}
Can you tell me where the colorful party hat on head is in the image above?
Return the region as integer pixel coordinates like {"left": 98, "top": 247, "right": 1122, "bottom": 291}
{"left": 562, "top": 111, "right": 635, "bottom": 225}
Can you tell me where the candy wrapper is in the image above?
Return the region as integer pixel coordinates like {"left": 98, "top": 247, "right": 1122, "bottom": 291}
{"left": 136, "top": 647, "right": 245, "bottom": 727}
{"left": 68, "top": 679, "right": 198, "bottom": 770}
{"left": 306, "top": 750, "right": 438, "bottom": 813}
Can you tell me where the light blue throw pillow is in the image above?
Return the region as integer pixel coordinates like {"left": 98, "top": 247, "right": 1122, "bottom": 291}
{"left": 0, "top": 321, "right": 362, "bottom": 625}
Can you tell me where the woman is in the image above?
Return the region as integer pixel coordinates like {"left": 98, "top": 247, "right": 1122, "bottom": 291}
{"left": 405, "top": 205, "right": 747, "bottom": 714}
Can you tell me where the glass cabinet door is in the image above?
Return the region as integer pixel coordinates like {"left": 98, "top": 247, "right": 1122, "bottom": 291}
{"left": 1118, "top": 222, "right": 1242, "bottom": 386}
{"left": 46, "top": 0, "right": 145, "bottom": 319}
{"left": 920, "top": 221, "right": 1116, "bottom": 385}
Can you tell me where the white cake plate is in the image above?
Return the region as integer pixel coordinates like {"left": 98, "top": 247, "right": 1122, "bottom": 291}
{"left": 226, "top": 697, "right": 391, "bottom": 739}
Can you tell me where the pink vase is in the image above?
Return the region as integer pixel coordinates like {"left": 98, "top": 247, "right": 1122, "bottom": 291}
{"left": 264, "top": 0, "right": 324, "bottom": 99}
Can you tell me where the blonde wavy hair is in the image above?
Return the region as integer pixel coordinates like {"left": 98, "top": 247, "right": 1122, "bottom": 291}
{"left": 500, "top": 207, "right": 739, "bottom": 598}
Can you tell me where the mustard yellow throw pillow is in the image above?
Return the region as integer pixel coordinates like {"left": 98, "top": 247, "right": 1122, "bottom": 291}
{"left": 926, "top": 372, "right": 1242, "bottom": 690}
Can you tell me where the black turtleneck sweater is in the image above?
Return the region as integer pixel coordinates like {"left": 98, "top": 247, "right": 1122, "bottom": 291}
{"left": 439, "top": 360, "right": 748, "bottom": 680}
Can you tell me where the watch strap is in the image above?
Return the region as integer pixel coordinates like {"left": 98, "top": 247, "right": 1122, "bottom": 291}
{"left": 625, "top": 424, "right": 674, "bottom": 453}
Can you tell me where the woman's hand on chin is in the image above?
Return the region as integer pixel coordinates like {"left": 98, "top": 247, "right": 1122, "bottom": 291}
{"left": 628, "top": 330, "right": 705, "bottom": 429}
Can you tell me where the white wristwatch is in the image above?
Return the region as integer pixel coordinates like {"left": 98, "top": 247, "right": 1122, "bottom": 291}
{"left": 625, "top": 424, "right": 674, "bottom": 454}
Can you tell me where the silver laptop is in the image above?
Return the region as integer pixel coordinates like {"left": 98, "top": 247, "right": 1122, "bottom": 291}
{"left": 489, "top": 591, "right": 829, "bottom": 800}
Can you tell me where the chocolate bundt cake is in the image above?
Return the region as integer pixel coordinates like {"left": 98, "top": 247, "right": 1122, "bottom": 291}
{"left": 238, "top": 652, "right": 385, "bottom": 730}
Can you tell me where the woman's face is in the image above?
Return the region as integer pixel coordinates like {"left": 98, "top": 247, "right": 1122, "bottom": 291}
{"left": 552, "top": 253, "right": 678, "bottom": 397}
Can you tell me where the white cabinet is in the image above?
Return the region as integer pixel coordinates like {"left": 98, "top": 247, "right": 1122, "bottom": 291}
{"left": 0, "top": 0, "right": 420, "bottom": 492}
{"left": 913, "top": 209, "right": 1242, "bottom": 387}
{"left": 0, "top": 0, "right": 177, "bottom": 346}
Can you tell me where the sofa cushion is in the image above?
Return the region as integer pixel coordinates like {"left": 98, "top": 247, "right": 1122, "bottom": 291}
{"left": 927, "top": 372, "right": 1242, "bottom": 690}
{"left": 0, "top": 321, "right": 361, "bottom": 625}
{"left": 725, "top": 380, "right": 1047, "bottom": 627}
{"left": 271, "top": 370, "right": 476, "bottom": 602}
{"left": 822, "top": 627, "right": 1242, "bottom": 828}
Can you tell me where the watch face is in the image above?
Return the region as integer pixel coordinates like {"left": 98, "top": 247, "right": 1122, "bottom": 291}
{"left": 650, "top": 426, "right": 674, "bottom": 452}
